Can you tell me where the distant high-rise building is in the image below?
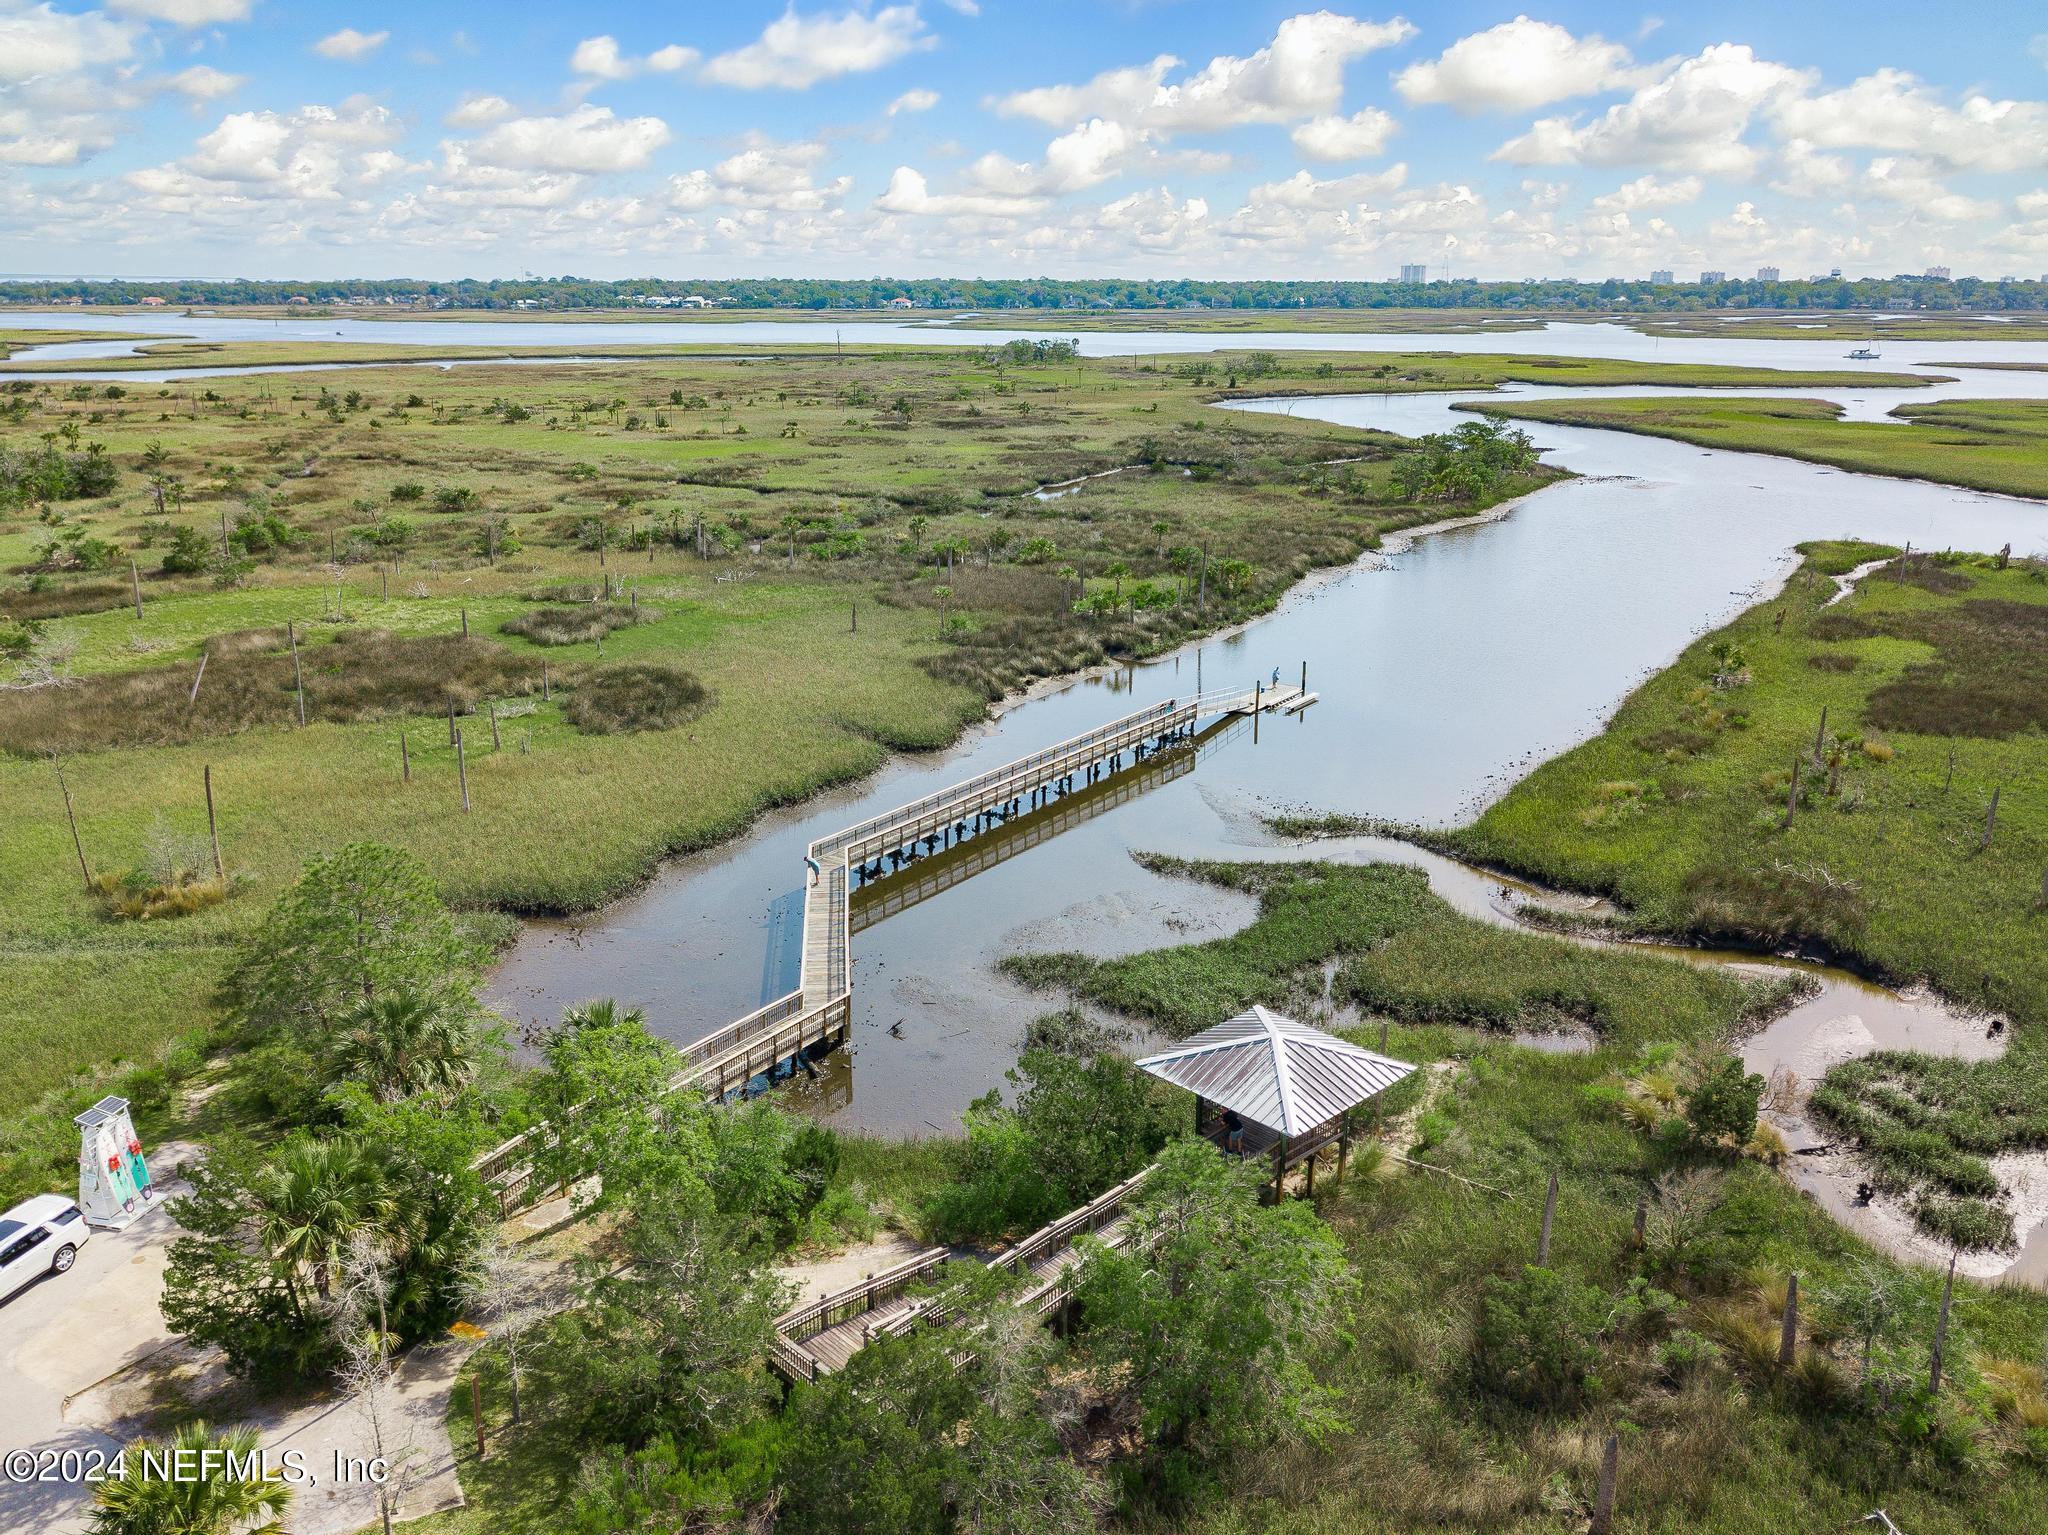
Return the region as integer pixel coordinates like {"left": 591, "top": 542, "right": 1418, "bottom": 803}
{"left": 1830, "top": 267, "right": 1843, "bottom": 279}
{"left": 1649, "top": 268, "right": 1674, "bottom": 284}
{"left": 1756, "top": 265, "right": 1780, "bottom": 281}
{"left": 1398, "top": 263, "right": 1428, "bottom": 283}
{"left": 1699, "top": 270, "right": 1725, "bottom": 284}
{"left": 1925, "top": 264, "right": 1952, "bottom": 280}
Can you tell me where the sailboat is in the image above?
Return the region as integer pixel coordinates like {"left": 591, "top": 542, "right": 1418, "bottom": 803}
{"left": 1846, "top": 340, "right": 1882, "bottom": 359}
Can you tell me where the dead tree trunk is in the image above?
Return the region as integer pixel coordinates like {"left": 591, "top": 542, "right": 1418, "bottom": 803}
{"left": 1930, "top": 1255, "right": 1956, "bottom": 1395}
{"left": 288, "top": 621, "right": 306, "bottom": 726}
{"left": 1590, "top": 1435, "right": 1619, "bottom": 1535}
{"left": 203, "top": 764, "right": 224, "bottom": 882}
{"left": 55, "top": 763, "right": 91, "bottom": 891}
{"left": 1537, "top": 1171, "right": 1559, "bottom": 1265}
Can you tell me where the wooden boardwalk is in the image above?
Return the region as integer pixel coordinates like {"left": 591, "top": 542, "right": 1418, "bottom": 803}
{"left": 772, "top": 1165, "right": 1158, "bottom": 1382}
{"left": 474, "top": 685, "right": 1312, "bottom": 1208}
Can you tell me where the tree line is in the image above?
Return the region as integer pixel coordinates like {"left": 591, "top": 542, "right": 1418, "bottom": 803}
{"left": 8, "top": 274, "right": 2047, "bottom": 312}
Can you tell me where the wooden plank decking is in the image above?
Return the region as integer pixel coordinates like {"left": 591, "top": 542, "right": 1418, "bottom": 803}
{"left": 772, "top": 1165, "right": 1159, "bottom": 1381}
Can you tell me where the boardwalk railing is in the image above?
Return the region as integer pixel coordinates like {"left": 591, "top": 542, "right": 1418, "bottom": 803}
{"left": 473, "top": 685, "right": 1306, "bottom": 1210}
{"left": 774, "top": 1163, "right": 1161, "bottom": 1378}
{"left": 770, "top": 1245, "right": 952, "bottom": 1382}
{"left": 813, "top": 700, "right": 1183, "bottom": 867}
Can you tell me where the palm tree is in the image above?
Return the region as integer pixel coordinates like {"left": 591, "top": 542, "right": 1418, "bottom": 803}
{"left": 332, "top": 990, "right": 478, "bottom": 1102}
{"left": 251, "top": 1137, "right": 391, "bottom": 1305}
{"left": 932, "top": 584, "right": 952, "bottom": 636}
{"left": 557, "top": 997, "right": 647, "bottom": 1033}
{"left": 1104, "top": 560, "right": 1131, "bottom": 600}
{"left": 90, "top": 1420, "right": 292, "bottom": 1535}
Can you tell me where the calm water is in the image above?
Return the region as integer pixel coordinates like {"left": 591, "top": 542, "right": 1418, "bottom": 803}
{"left": 483, "top": 364, "right": 2048, "bottom": 1138}
{"left": 14, "top": 310, "right": 2048, "bottom": 375}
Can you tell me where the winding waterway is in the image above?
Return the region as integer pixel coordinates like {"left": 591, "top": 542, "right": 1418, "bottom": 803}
{"left": 11, "top": 314, "right": 2045, "bottom": 1278}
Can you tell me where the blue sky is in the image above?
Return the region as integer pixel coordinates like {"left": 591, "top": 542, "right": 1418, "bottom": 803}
{"left": 4, "top": 1, "right": 2048, "bottom": 279}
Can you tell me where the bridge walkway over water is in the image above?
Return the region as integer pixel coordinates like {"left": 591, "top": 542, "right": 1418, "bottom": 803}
{"left": 474, "top": 684, "right": 1312, "bottom": 1207}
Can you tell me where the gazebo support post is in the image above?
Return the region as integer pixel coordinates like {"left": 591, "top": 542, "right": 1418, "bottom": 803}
{"left": 1273, "top": 1135, "right": 1288, "bottom": 1203}
{"left": 1305, "top": 1147, "right": 1316, "bottom": 1197}
{"left": 1337, "top": 1110, "right": 1351, "bottom": 1184}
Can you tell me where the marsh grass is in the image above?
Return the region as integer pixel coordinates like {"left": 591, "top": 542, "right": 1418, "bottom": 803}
{"left": 0, "top": 629, "right": 550, "bottom": 754}
{"left": 498, "top": 602, "right": 655, "bottom": 647}
{"left": 1452, "top": 541, "right": 2048, "bottom": 1022}
{"left": 1005, "top": 855, "right": 1791, "bottom": 1055}
{"left": 90, "top": 867, "right": 229, "bottom": 921}
{"left": 1002, "top": 857, "right": 1436, "bottom": 1033}
{"left": 1340, "top": 905, "right": 1789, "bottom": 1053}
{"left": 1468, "top": 394, "right": 2048, "bottom": 500}
{"left": 1858, "top": 598, "right": 2048, "bottom": 738}
{"left": 1809, "top": 1049, "right": 2048, "bottom": 1249}
{"left": 1450, "top": 541, "right": 2048, "bottom": 1254}
{"left": 559, "top": 661, "right": 708, "bottom": 734}
{"left": 1, "top": 579, "right": 136, "bottom": 620}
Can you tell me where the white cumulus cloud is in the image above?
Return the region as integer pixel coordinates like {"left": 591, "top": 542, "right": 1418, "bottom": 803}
{"left": 1772, "top": 69, "right": 2048, "bottom": 173}
{"left": 701, "top": 5, "right": 933, "bottom": 90}
{"left": 1588, "top": 173, "right": 1701, "bottom": 211}
{"left": 445, "top": 95, "right": 515, "bottom": 128}
{"left": 106, "top": 0, "right": 252, "bottom": 23}
{"left": 315, "top": 28, "right": 390, "bottom": 62}
{"left": 0, "top": 5, "right": 135, "bottom": 86}
{"left": 875, "top": 165, "right": 1040, "bottom": 217}
{"left": 887, "top": 88, "right": 939, "bottom": 115}
{"left": 1494, "top": 44, "right": 1812, "bottom": 177}
{"left": 465, "top": 104, "right": 673, "bottom": 174}
{"left": 1396, "top": 17, "right": 1649, "bottom": 113}
{"left": 165, "top": 65, "right": 245, "bottom": 101}
{"left": 1291, "top": 108, "right": 1397, "bottom": 162}
{"left": 998, "top": 12, "right": 1416, "bottom": 133}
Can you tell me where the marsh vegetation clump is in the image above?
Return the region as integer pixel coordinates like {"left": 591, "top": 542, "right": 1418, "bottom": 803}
{"left": 1859, "top": 598, "right": 2048, "bottom": 738}
{"left": 499, "top": 602, "right": 655, "bottom": 647}
{"left": 89, "top": 815, "right": 230, "bottom": 920}
{"left": 1809, "top": 1048, "right": 2047, "bottom": 1250}
{"left": 0, "top": 629, "right": 544, "bottom": 754}
{"left": 1679, "top": 859, "right": 1868, "bottom": 949}
{"left": 561, "top": 661, "right": 707, "bottom": 734}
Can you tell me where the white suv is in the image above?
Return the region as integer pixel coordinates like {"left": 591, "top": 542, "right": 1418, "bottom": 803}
{"left": 0, "top": 1195, "right": 91, "bottom": 1302}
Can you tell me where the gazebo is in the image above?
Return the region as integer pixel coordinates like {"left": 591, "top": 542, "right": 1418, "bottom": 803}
{"left": 1135, "top": 1005, "right": 1417, "bottom": 1201}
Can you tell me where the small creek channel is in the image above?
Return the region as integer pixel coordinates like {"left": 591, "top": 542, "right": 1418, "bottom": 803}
{"left": 16, "top": 315, "right": 2028, "bottom": 1278}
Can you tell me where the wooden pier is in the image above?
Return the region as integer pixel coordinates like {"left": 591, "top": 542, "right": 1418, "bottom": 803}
{"left": 474, "top": 684, "right": 1312, "bottom": 1209}
{"left": 771, "top": 1164, "right": 1158, "bottom": 1382}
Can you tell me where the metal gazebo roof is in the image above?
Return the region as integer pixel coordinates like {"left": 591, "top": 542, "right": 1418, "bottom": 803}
{"left": 1135, "top": 1005, "right": 1416, "bottom": 1137}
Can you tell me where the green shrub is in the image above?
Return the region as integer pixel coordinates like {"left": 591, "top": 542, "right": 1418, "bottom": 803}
{"left": 1473, "top": 1265, "right": 1608, "bottom": 1409}
{"left": 1683, "top": 1058, "right": 1764, "bottom": 1146}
